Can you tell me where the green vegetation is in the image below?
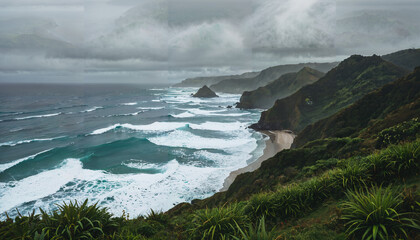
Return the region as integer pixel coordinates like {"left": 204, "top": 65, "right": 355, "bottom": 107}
{"left": 293, "top": 66, "right": 420, "bottom": 148}
{"left": 342, "top": 186, "right": 419, "bottom": 240}
{"left": 233, "top": 217, "right": 278, "bottom": 240}
{"left": 189, "top": 203, "right": 247, "bottom": 240}
{"left": 251, "top": 55, "right": 407, "bottom": 132}
{"left": 376, "top": 118, "right": 420, "bottom": 148}
{"left": 382, "top": 48, "right": 420, "bottom": 71}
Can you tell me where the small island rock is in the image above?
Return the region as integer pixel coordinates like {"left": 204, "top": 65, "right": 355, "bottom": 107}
{"left": 193, "top": 85, "right": 218, "bottom": 98}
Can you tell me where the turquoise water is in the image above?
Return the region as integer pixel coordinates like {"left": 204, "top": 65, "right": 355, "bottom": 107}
{"left": 0, "top": 84, "right": 265, "bottom": 218}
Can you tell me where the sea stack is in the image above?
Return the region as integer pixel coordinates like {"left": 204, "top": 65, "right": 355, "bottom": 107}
{"left": 193, "top": 85, "right": 218, "bottom": 98}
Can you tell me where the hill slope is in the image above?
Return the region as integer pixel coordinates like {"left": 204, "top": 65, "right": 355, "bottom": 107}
{"left": 189, "top": 67, "right": 420, "bottom": 209}
{"left": 382, "top": 48, "right": 420, "bottom": 71}
{"left": 236, "top": 67, "right": 324, "bottom": 109}
{"left": 293, "top": 66, "right": 420, "bottom": 147}
{"left": 250, "top": 55, "right": 408, "bottom": 132}
{"left": 210, "top": 62, "right": 338, "bottom": 94}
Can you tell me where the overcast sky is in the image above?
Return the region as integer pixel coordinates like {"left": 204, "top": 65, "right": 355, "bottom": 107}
{"left": 0, "top": 0, "right": 419, "bottom": 83}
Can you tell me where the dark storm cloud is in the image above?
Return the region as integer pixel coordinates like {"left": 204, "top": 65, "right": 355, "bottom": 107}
{"left": 0, "top": 0, "right": 419, "bottom": 83}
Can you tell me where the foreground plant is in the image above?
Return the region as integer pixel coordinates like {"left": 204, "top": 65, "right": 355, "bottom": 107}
{"left": 190, "top": 203, "right": 248, "bottom": 240}
{"left": 341, "top": 186, "right": 419, "bottom": 240}
{"left": 40, "top": 199, "right": 118, "bottom": 239}
{"left": 233, "top": 216, "right": 278, "bottom": 240}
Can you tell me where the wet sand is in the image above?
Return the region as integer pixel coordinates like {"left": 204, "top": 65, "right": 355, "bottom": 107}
{"left": 220, "top": 130, "right": 295, "bottom": 191}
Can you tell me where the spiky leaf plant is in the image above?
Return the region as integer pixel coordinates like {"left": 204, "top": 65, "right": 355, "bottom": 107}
{"left": 383, "top": 140, "right": 420, "bottom": 179}
{"left": 341, "top": 186, "right": 419, "bottom": 240}
{"left": 0, "top": 210, "right": 41, "bottom": 240}
{"left": 190, "top": 203, "right": 248, "bottom": 240}
{"left": 232, "top": 216, "right": 278, "bottom": 240}
{"left": 332, "top": 161, "right": 370, "bottom": 190}
{"left": 244, "top": 193, "right": 276, "bottom": 221}
{"left": 40, "top": 199, "right": 118, "bottom": 239}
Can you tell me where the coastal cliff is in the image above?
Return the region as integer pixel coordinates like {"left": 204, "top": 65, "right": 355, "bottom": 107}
{"left": 250, "top": 55, "right": 408, "bottom": 132}
{"left": 236, "top": 67, "right": 324, "bottom": 109}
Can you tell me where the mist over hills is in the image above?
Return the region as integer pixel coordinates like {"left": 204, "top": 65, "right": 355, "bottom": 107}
{"left": 236, "top": 67, "right": 324, "bottom": 109}
{"left": 173, "top": 71, "right": 259, "bottom": 88}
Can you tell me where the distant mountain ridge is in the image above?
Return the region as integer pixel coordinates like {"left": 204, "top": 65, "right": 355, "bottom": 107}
{"left": 236, "top": 67, "right": 324, "bottom": 109}
{"left": 173, "top": 71, "right": 259, "bottom": 87}
{"left": 382, "top": 48, "right": 420, "bottom": 71}
{"left": 250, "top": 55, "right": 408, "bottom": 132}
{"left": 210, "top": 62, "right": 338, "bottom": 94}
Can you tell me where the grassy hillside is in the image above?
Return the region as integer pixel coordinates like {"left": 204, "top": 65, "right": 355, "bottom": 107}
{"left": 210, "top": 62, "right": 337, "bottom": 94}
{"left": 236, "top": 67, "right": 324, "bottom": 109}
{"left": 293, "top": 66, "right": 420, "bottom": 148}
{"left": 250, "top": 55, "right": 408, "bottom": 132}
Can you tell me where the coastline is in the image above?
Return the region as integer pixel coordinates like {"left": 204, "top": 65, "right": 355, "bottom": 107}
{"left": 220, "top": 130, "right": 296, "bottom": 191}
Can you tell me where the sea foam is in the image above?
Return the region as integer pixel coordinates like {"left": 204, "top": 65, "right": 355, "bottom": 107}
{"left": 148, "top": 130, "right": 254, "bottom": 150}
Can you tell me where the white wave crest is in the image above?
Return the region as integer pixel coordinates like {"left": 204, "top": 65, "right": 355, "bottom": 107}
{"left": 0, "top": 158, "right": 102, "bottom": 213}
{"left": 171, "top": 112, "right": 195, "bottom": 118}
{"left": 15, "top": 112, "right": 61, "bottom": 120}
{"left": 0, "top": 149, "right": 53, "bottom": 173}
{"left": 136, "top": 107, "right": 165, "bottom": 110}
{"left": 0, "top": 136, "right": 66, "bottom": 147}
{"left": 189, "top": 121, "right": 245, "bottom": 131}
{"left": 121, "top": 102, "right": 137, "bottom": 106}
{"left": 81, "top": 106, "right": 103, "bottom": 113}
{"left": 89, "top": 122, "right": 187, "bottom": 135}
{"left": 148, "top": 130, "right": 254, "bottom": 150}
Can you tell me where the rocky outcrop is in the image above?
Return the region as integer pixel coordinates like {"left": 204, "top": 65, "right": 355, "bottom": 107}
{"left": 193, "top": 85, "right": 218, "bottom": 98}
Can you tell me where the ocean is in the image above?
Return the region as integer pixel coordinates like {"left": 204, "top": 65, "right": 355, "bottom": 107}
{"left": 0, "top": 83, "right": 265, "bottom": 219}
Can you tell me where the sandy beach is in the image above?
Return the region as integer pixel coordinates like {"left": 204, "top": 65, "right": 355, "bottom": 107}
{"left": 220, "top": 130, "right": 296, "bottom": 191}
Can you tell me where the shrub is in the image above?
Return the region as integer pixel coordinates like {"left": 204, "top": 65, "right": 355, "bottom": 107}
{"left": 40, "top": 199, "right": 118, "bottom": 239}
{"left": 301, "top": 158, "right": 339, "bottom": 177}
{"left": 0, "top": 210, "right": 41, "bottom": 239}
{"left": 382, "top": 140, "right": 420, "bottom": 179}
{"left": 332, "top": 160, "right": 370, "bottom": 190}
{"left": 232, "top": 217, "right": 278, "bottom": 240}
{"left": 145, "top": 209, "right": 168, "bottom": 225}
{"left": 271, "top": 185, "right": 307, "bottom": 219}
{"left": 376, "top": 118, "right": 420, "bottom": 148}
{"left": 341, "top": 185, "right": 419, "bottom": 240}
{"left": 244, "top": 193, "right": 276, "bottom": 221}
{"left": 190, "top": 203, "right": 248, "bottom": 240}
